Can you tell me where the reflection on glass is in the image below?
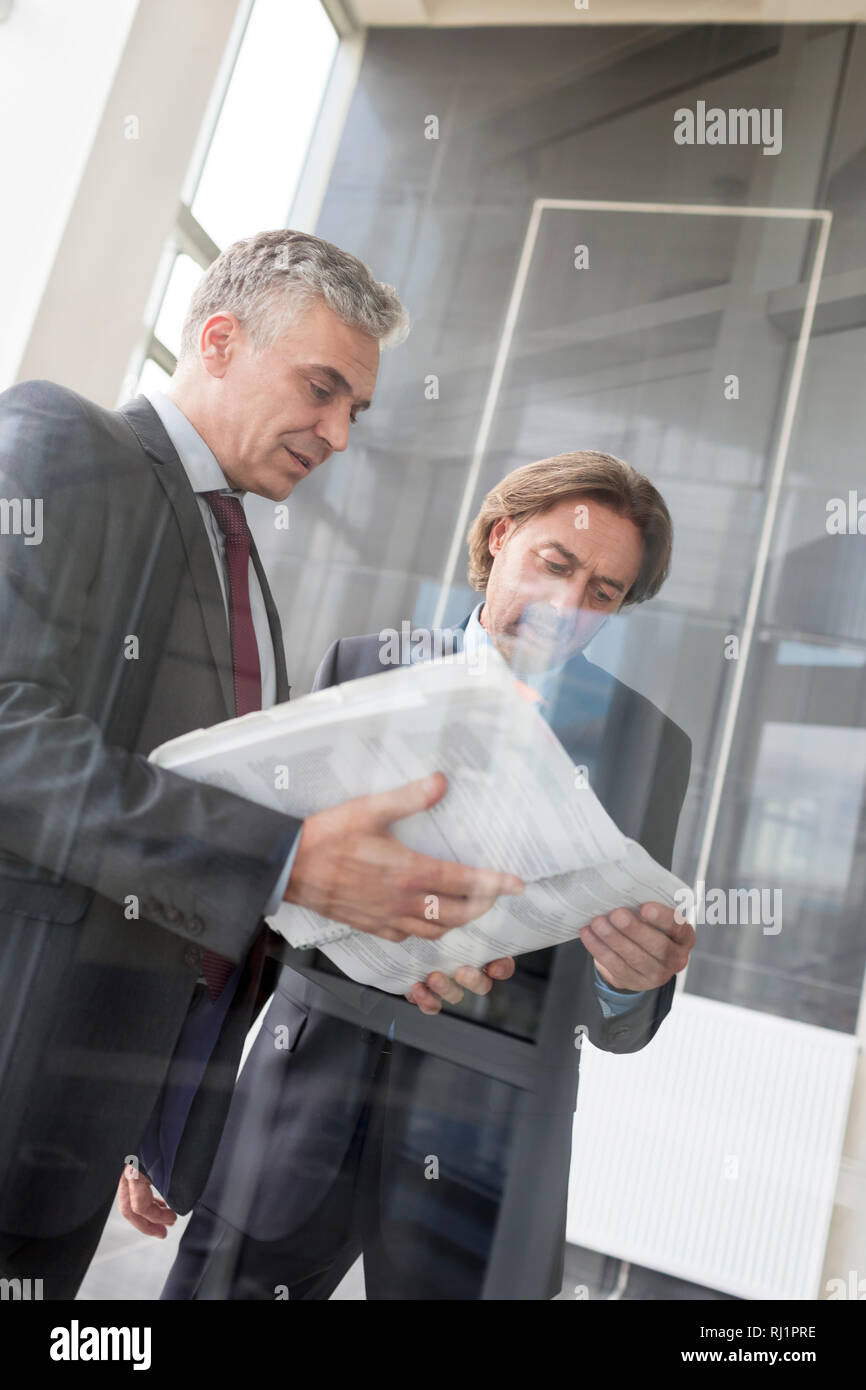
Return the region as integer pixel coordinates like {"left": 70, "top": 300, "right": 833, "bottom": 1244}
{"left": 738, "top": 723, "right": 866, "bottom": 895}
{"left": 248, "top": 28, "right": 866, "bottom": 1041}
{"left": 776, "top": 641, "right": 866, "bottom": 668}
{"left": 191, "top": 0, "right": 338, "bottom": 248}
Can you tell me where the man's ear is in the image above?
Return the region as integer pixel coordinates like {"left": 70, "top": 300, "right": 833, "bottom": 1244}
{"left": 199, "top": 312, "right": 241, "bottom": 378}
{"left": 488, "top": 516, "right": 512, "bottom": 556}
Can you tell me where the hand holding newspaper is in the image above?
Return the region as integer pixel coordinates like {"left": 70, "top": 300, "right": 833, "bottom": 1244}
{"left": 149, "top": 648, "right": 689, "bottom": 993}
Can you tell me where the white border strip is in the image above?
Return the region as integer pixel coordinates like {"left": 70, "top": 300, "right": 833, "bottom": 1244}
{"left": 689, "top": 211, "right": 831, "bottom": 907}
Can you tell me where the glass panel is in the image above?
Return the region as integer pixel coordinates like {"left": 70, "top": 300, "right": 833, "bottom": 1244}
{"left": 689, "top": 644, "right": 866, "bottom": 1032}
{"left": 263, "top": 24, "right": 864, "bottom": 1038}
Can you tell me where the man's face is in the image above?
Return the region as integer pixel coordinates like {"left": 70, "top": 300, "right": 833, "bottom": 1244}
{"left": 192, "top": 297, "right": 380, "bottom": 500}
{"left": 480, "top": 496, "right": 645, "bottom": 671}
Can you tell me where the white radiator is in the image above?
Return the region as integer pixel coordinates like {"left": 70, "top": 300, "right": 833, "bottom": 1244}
{"left": 566, "top": 992, "right": 859, "bottom": 1300}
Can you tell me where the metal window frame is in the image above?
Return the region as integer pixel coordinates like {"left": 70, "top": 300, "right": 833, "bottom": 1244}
{"left": 133, "top": 0, "right": 356, "bottom": 386}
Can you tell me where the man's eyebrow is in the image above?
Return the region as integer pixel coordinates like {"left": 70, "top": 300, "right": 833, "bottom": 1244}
{"left": 541, "top": 539, "right": 626, "bottom": 593}
{"left": 305, "top": 363, "right": 371, "bottom": 412}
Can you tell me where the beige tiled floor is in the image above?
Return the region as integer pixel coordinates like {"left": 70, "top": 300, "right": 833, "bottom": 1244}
{"left": 76, "top": 1204, "right": 365, "bottom": 1300}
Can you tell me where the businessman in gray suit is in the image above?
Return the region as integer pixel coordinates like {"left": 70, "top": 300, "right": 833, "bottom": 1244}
{"left": 0, "top": 229, "right": 521, "bottom": 1299}
{"left": 160, "top": 450, "right": 695, "bottom": 1300}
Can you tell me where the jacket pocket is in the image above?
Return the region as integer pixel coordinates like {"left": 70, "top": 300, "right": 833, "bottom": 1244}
{"left": 275, "top": 964, "right": 313, "bottom": 1010}
{"left": 0, "top": 864, "right": 93, "bottom": 923}
{"left": 269, "top": 989, "right": 310, "bottom": 1053}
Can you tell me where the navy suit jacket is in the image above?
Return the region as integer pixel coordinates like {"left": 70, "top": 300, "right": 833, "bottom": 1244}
{"left": 196, "top": 621, "right": 691, "bottom": 1296}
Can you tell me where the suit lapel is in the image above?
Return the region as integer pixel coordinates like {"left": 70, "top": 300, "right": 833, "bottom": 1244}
{"left": 249, "top": 539, "right": 290, "bottom": 703}
{"left": 118, "top": 396, "right": 236, "bottom": 721}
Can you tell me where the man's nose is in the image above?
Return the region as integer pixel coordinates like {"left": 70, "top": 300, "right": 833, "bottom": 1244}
{"left": 316, "top": 404, "right": 351, "bottom": 454}
{"left": 549, "top": 577, "right": 589, "bottom": 615}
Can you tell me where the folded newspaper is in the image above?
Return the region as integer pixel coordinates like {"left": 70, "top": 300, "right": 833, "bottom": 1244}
{"left": 149, "top": 648, "right": 689, "bottom": 993}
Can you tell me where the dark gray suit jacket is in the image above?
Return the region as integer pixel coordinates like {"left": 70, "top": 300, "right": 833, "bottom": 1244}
{"left": 199, "top": 622, "right": 691, "bottom": 1296}
{"left": 0, "top": 381, "right": 301, "bottom": 1238}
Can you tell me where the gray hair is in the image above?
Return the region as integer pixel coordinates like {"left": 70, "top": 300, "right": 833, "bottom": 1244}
{"left": 177, "top": 229, "right": 410, "bottom": 364}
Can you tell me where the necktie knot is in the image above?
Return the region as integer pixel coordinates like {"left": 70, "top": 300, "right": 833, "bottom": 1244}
{"left": 203, "top": 489, "right": 250, "bottom": 545}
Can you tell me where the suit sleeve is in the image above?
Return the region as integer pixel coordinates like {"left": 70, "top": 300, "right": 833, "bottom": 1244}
{"left": 311, "top": 639, "right": 341, "bottom": 693}
{"left": 582, "top": 723, "right": 692, "bottom": 1054}
{"left": 0, "top": 381, "right": 301, "bottom": 962}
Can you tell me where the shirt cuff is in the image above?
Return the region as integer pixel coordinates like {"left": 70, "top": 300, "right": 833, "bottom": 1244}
{"left": 262, "top": 829, "right": 302, "bottom": 917}
{"left": 593, "top": 964, "right": 647, "bottom": 1017}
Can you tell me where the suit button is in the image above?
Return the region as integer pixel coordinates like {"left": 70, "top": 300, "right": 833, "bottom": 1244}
{"left": 183, "top": 944, "right": 203, "bottom": 970}
{"left": 164, "top": 905, "right": 181, "bottom": 923}
{"left": 188, "top": 915, "right": 204, "bottom": 936}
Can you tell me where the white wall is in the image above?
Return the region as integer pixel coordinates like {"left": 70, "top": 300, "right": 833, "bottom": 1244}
{"left": 0, "top": 0, "right": 140, "bottom": 389}
{"left": 14, "top": 0, "right": 244, "bottom": 406}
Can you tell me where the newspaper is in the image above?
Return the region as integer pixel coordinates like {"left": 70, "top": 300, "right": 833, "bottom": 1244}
{"left": 149, "top": 648, "right": 688, "bottom": 993}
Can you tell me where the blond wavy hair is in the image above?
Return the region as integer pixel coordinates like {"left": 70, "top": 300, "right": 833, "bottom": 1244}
{"left": 467, "top": 451, "right": 672, "bottom": 606}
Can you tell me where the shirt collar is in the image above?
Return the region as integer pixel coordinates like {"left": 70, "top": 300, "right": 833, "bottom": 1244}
{"left": 464, "top": 601, "right": 571, "bottom": 701}
{"left": 141, "top": 387, "right": 243, "bottom": 498}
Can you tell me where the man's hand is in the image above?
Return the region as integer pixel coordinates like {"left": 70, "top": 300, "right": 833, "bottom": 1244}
{"left": 284, "top": 772, "right": 524, "bottom": 942}
{"left": 405, "top": 956, "right": 515, "bottom": 1015}
{"left": 117, "top": 1164, "right": 178, "bottom": 1239}
{"left": 578, "top": 901, "right": 695, "bottom": 991}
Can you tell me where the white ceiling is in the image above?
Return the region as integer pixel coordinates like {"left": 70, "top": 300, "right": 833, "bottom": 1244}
{"left": 349, "top": 0, "right": 866, "bottom": 25}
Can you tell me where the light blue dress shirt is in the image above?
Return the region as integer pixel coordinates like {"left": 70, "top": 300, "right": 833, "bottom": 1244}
{"left": 142, "top": 388, "right": 298, "bottom": 916}
{"left": 463, "top": 602, "right": 647, "bottom": 1017}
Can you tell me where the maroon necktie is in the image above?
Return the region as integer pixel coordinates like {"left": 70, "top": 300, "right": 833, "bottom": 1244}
{"left": 199, "top": 490, "right": 263, "bottom": 1001}
{"left": 203, "top": 491, "right": 262, "bottom": 717}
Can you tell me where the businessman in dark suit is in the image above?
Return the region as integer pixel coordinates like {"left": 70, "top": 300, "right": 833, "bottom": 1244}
{"left": 160, "top": 450, "right": 695, "bottom": 1301}
{"left": 0, "top": 230, "right": 521, "bottom": 1299}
